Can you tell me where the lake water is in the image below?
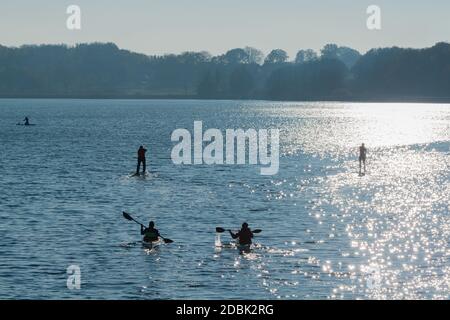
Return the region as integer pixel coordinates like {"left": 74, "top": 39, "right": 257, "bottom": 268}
{"left": 0, "top": 99, "right": 449, "bottom": 300}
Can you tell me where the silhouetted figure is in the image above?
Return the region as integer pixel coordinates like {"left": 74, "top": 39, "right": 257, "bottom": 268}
{"left": 136, "top": 146, "right": 147, "bottom": 175}
{"left": 23, "top": 117, "right": 30, "bottom": 126}
{"left": 359, "top": 143, "right": 367, "bottom": 174}
{"left": 229, "top": 223, "right": 254, "bottom": 246}
{"left": 141, "top": 221, "right": 160, "bottom": 242}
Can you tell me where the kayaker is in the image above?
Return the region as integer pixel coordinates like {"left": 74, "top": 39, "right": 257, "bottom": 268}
{"left": 359, "top": 143, "right": 367, "bottom": 174}
{"left": 136, "top": 145, "right": 147, "bottom": 175}
{"left": 141, "top": 221, "right": 160, "bottom": 242}
{"left": 229, "top": 223, "right": 254, "bottom": 246}
{"left": 23, "top": 117, "right": 30, "bottom": 126}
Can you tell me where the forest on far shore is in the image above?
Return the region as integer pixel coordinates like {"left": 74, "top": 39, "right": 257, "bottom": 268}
{"left": 1, "top": 42, "right": 450, "bottom": 101}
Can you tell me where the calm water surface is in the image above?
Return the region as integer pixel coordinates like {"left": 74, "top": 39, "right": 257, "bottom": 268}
{"left": 0, "top": 99, "right": 449, "bottom": 299}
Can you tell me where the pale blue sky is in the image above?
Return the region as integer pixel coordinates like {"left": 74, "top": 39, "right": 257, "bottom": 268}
{"left": 0, "top": 0, "right": 449, "bottom": 57}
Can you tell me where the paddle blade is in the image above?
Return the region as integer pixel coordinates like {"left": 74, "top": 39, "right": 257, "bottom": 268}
{"left": 163, "top": 238, "right": 174, "bottom": 244}
{"left": 216, "top": 227, "right": 226, "bottom": 233}
{"left": 253, "top": 229, "right": 262, "bottom": 234}
{"left": 122, "top": 211, "right": 133, "bottom": 221}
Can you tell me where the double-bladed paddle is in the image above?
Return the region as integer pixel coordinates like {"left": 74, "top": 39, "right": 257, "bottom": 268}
{"left": 123, "top": 211, "right": 173, "bottom": 244}
{"left": 216, "top": 227, "right": 262, "bottom": 234}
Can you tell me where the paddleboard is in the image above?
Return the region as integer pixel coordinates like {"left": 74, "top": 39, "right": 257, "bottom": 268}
{"left": 130, "top": 171, "right": 157, "bottom": 179}
{"left": 130, "top": 173, "right": 148, "bottom": 178}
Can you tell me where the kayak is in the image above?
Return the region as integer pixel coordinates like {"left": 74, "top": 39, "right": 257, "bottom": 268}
{"left": 215, "top": 234, "right": 252, "bottom": 253}
{"left": 237, "top": 244, "right": 252, "bottom": 253}
{"left": 141, "top": 239, "right": 164, "bottom": 250}
{"left": 215, "top": 241, "right": 253, "bottom": 253}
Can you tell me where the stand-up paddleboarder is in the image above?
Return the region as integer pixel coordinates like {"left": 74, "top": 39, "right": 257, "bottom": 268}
{"left": 136, "top": 146, "right": 147, "bottom": 175}
{"left": 359, "top": 143, "right": 367, "bottom": 175}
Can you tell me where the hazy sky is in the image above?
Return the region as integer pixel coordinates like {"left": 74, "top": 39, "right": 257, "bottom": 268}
{"left": 0, "top": 0, "right": 449, "bottom": 57}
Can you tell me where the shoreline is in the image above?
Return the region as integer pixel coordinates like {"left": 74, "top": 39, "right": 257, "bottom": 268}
{"left": 1, "top": 96, "right": 450, "bottom": 104}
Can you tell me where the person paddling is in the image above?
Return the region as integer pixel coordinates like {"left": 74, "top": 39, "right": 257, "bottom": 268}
{"left": 141, "top": 221, "right": 160, "bottom": 243}
{"left": 122, "top": 212, "right": 173, "bottom": 244}
{"left": 136, "top": 145, "right": 147, "bottom": 175}
{"left": 359, "top": 143, "right": 367, "bottom": 174}
{"left": 23, "top": 117, "right": 30, "bottom": 126}
{"left": 229, "top": 223, "right": 254, "bottom": 246}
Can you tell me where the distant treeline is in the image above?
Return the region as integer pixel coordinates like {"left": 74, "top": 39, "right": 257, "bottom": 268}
{"left": 1, "top": 42, "right": 450, "bottom": 101}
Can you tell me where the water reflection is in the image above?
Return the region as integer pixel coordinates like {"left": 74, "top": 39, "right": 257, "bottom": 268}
{"left": 1, "top": 100, "right": 448, "bottom": 299}
{"left": 237, "top": 102, "right": 450, "bottom": 299}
